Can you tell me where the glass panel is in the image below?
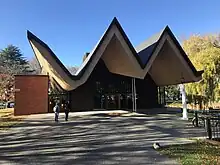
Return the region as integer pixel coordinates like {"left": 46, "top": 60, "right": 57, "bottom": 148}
{"left": 94, "top": 77, "right": 132, "bottom": 109}
{"left": 158, "top": 87, "right": 166, "bottom": 107}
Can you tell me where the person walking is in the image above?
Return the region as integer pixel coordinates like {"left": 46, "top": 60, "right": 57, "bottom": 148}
{"left": 53, "top": 101, "right": 60, "bottom": 122}
{"left": 64, "top": 101, "right": 70, "bottom": 121}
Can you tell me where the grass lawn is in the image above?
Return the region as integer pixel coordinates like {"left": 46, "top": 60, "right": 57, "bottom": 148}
{"left": 0, "top": 108, "right": 25, "bottom": 131}
{"left": 159, "top": 140, "right": 220, "bottom": 165}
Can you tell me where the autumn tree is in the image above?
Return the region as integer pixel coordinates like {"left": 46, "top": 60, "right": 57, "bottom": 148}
{"left": 183, "top": 35, "right": 220, "bottom": 108}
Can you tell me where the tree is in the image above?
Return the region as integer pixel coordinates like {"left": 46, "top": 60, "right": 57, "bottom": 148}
{"left": 67, "top": 66, "right": 78, "bottom": 75}
{"left": 0, "top": 45, "right": 32, "bottom": 101}
{"left": 29, "top": 56, "right": 41, "bottom": 74}
{"left": 183, "top": 35, "right": 220, "bottom": 108}
{"left": 165, "top": 85, "right": 180, "bottom": 102}
{"left": 82, "top": 52, "right": 90, "bottom": 62}
{"left": 213, "top": 34, "right": 220, "bottom": 48}
{"left": 0, "top": 45, "right": 31, "bottom": 74}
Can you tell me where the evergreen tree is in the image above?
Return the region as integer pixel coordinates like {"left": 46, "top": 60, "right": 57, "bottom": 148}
{"left": 0, "top": 45, "right": 31, "bottom": 75}
{"left": 0, "top": 45, "right": 32, "bottom": 101}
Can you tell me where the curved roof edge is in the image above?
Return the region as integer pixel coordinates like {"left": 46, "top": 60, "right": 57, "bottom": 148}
{"left": 27, "top": 17, "right": 203, "bottom": 91}
{"left": 27, "top": 17, "right": 145, "bottom": 81}
{"left": 136, "top": 25, "right": 203, "bottom": 77}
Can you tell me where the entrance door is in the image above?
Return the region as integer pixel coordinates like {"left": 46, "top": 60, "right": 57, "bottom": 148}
{"left": 105, "top": 94, "right": 121, "bottom": 109}
{"left": 48, "top": 92, "right": 70, "bottom": 112}
{"left": 94, "top": 78, "right": 133, "bottom": 110}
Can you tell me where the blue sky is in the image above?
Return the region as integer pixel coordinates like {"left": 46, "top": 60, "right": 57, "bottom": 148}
{"left": 0, "top": 0, "right": 219, "bottom": 66}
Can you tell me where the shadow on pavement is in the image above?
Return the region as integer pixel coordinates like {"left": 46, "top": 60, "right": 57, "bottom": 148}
{"left": 0, "top": 109, "right": 205, "bottom": 165}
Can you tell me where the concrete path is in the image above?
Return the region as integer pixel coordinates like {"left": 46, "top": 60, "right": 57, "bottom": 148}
{"left": 0, "top": 109, "right": 206, "bottom": 165}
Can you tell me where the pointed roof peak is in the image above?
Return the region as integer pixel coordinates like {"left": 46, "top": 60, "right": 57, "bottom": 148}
{"left": 27, "top": 30, "right": 39, "bottom": 41}
{"left": 112, "top": 17, "right": 118, "bottom": 21}
{"left": 164, "top": 25, "right": 170, "bottom": 29}
{"left": 164, "top": 25, "right": 172, "bottom": 33}
{"left": 109, "top": 17, "right": 121, "bottom": 27}
{"left": 27, "top": 30, "right": 33, "bottom": 39}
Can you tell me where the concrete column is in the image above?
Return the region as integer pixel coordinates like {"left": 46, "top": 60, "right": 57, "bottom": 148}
{"left": 105, "top": 94, "right": 108, "bottom": 109}
{"left": 179, "top": 84, "right": 188, "bottom": 120}
{"left": 118, "top": 94, "right": 121, "bottom": 109}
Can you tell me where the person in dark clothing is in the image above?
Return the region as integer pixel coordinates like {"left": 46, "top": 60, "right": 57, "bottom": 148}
{"left": 64, "top": 101, "right": 70, "bottom": 121}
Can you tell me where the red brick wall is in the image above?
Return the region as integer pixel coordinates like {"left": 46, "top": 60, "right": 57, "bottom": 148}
{"left": 14, "top": 75, "right": 49, "bottom": 116}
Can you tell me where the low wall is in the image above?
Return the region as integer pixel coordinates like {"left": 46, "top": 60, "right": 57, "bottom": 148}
{"left": 14, "top": 75, "right": 49, "bottom": 115}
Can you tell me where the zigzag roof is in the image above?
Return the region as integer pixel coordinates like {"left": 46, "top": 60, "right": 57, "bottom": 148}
{"left": 27, "top": 17, "right": 203, "bottom": 91}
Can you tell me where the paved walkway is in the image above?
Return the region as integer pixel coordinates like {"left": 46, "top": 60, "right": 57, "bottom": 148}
{"left": 0, "top": 109, "right": 206, "bottom": 165}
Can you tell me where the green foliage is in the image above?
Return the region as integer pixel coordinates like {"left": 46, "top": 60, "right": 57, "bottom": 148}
{"left": 183, "top": 35, "right": 220, "bottom": 107}
{"left": 0, "top": 45, "right": 31, "bottom": 74}
{"left": 0, "top": 45, "right": 32, "bottom": 101}
{"left": 165, "top": 85, "right": 180, "bottom": 101}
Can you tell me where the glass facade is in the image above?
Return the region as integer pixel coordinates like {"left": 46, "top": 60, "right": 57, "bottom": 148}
{"left": 94, "top": 79, "right": 134, "bottom": 109}
{"left": 158, "top": 86, "right": 166, "bottom": 107}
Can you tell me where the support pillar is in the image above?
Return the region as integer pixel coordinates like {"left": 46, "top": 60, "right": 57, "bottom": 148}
{"left": 132, "top": 78, "right": 137, "bottom": 112}
{"left": 105, "top": 94, "right": 108, "bottom": 109}
{"left": 118, "top": 94, "right": 121, "bottom": 109}
{"left": 179, "top": 84, "right": 188, "bottom": 120}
